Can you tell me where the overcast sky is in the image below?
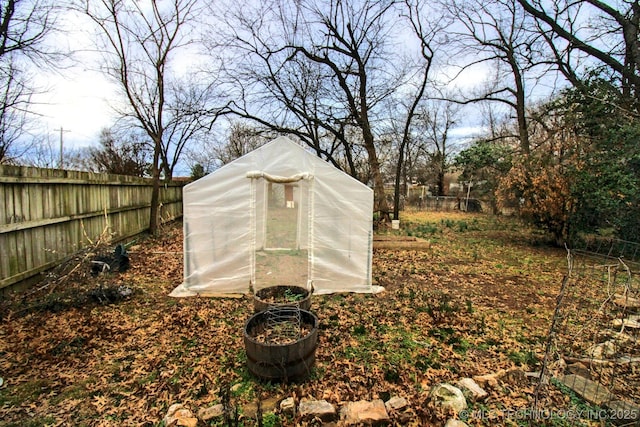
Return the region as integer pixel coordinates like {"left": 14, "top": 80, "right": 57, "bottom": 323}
{"left": 26, "top": 7, "right": 119, "bottom": 152}
{"left": 32, "top": 68, "right": 117, "bottom": 148}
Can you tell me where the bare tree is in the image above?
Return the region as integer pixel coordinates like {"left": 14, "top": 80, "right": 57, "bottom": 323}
{"left": 0, "top": 61, "right": 31, "bottom": 162}
{"left": 215, "top": 0, "right": 420, "bottom": 221}
{"left": 161, "top": 75, "right": 227, "bottom": 178}
{"left": 517, "top": 0, "right": 640, "bottom": 104}
{"left": 0, "top": 0, "right": 61, "bottom": 164}
{"left": 442, "top": 0, "right": 549, "bottom": 155}
{"left": 217, "top": 122, "right": 269, "bottom": 165}
{"left": 0, "top": 0, "right": 59, "bottom": 61}
{"left": 286, "top": 0, "right": 400, "bottom": 220}
{"left": 87, "top": 128, "right": 150, "bottom": 176}
{"left": 415, "top": 100, "right": 460, "bottom": 196}
{"left": 391, "top": 0, "right": 439, "bottom": 218}
{"left": 80, "top": 0, "right": 213, "bottom": 234}
{"left": 182, "top": 131, "right": 220, "bottom": 176}
{"left": 213, "top": 0, "right": 363, "bottom": 176}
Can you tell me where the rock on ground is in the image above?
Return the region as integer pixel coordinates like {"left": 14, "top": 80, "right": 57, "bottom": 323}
{"left": 385, "top": 396, "right": 409, "bottom": 412}
{"left": 163, "top": 403, "right": 198, "bottom": 427}
{"left": 456, "top": 378, "right": 488, "bottom": 401}
{"left": 429, "top": 383, "right": 467, "bottom": 414}
{"left": 280, "top": 397, "right": 296, "bottom": 416}
{"left": 340, "top": 399, "right": 390, "bottom": 425}
{"left": 558, "top": 374, "right": 613, "bottom": 406}
{"left": 197, "top": 403, "right": 224, "bottom": 421}
{"left": 299, "top": 399, "right": 337, "bottom": 421}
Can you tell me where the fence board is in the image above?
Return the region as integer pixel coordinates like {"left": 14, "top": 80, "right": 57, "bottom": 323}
{"left": 0, "top": 233, "right": 10, "bottom": 279}
{"left": 0, "top": 165, "right": 185, "bottom": 291}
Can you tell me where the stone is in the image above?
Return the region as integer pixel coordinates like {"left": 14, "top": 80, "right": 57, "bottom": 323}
{"left": 586, "top": 340, "right": 616, "bottom": 359}
{"left": 237, "top": 397, "right": 281, "bottom": 420}
{"left": 197, "top": 403, "right": 224, "bottom": 421}
{"left": 612, "top": 293, "right": 640, "bottom": 309}
{"left": 243, "top": 402, "right": 258, "bottom": 419}
{"left": 163, "top": 403, "right": 198, "bottom": 427}
{"left": 261, "top": 397, "right": 280, "bottom": 413}
{"left": 299, "top": 399, "right": 337, "bottom": 421}
{"left": 280, "top": 397, "right": 296, "bottom": 416}
{"left": 612, "top": 316, "right": 640, "bottom": 329}
{"left": 456, "top": 378, "right": 488, "bottom": 401}
{"left": 558, "top": 374, "right": 613, "bottom": 406}
{"left": 566, "top": 362, "right": 591, "bottom": 379}
{"left": 429, "top": 383, "right": 467, "bottom": 414}
{"left": 385, "top": 396, "right": 409, "bottom": 412}
{"left": 340, "top": 400, "right": 390, "bottom": 425}
{"left": 445, "top": 419, "right": 469, "bottom": 427}
{"left": 473, "top": 369, "right": 507, "bottom": 387}
{"left": 118, "top": 285, "right": 133, "bottom": 297}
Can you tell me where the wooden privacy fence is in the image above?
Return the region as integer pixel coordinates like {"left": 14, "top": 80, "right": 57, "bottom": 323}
{"left": 0, "top": 165, "right": 185, "bottom": 291}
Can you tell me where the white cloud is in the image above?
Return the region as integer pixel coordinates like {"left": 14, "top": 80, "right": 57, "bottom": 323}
{"left": 32, "top": 68, "right": 118, "bottom": 149}
{"left": 450, "top": 125, "right": 484, "bottom": 138}
{"left": 439, "top": 62, "right": 492, "bottom": 90}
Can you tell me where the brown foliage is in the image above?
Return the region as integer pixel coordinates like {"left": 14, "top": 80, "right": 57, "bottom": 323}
{"left": 496, "top": 156, "right": 575, "bottom": 243}
{"left": 495, "top": 109, "right": 584, "bottom": 244}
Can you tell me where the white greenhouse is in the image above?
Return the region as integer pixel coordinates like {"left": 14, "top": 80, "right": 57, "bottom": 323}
{"left": 170, "top": 136, "right": 383, "bottom": 297}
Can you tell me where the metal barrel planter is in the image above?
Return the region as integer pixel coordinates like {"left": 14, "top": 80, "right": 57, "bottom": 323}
{"left": 244, "top": 307, "right": 318, "bottom": 382}
{"left": 253, "top": 285, "right": 312, "bottom": 313}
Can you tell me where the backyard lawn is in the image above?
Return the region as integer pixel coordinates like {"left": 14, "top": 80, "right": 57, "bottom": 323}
{"left": 0, "top": 211, "right": 634, "bottom": 426}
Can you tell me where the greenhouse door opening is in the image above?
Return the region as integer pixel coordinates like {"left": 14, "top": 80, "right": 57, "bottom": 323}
{"left": 265, "top": 183, "right": 298, "bottom": 250}
{"left": 252, "top": 176, "right": 311, "bottom": 290}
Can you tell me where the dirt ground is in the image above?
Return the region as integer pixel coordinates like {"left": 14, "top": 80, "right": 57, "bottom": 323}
{"left": 0, "top": 213, "right": 636, "bottom": 426}
{"left": 255, "top": 250, "right": 308, "bottom": 288}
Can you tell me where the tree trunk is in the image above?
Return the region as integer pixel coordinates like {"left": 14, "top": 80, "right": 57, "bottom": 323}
{"left": 393, "top": 135, "right": 409, "bottom": 219}
{"left": 362, "top": 127, "right": 390, "bottom": 222}
{"left": 149, "top": 138, "right": 162, "bottom": 235}
{"left": 512, "top": 61, "right": 530, "bottom": 155}
{"left": 437, "top": 169, "right": 445, "bottom": 196}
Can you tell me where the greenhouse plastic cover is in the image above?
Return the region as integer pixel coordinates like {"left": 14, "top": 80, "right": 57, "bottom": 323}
{"left": 170, "top": 136, "right": 383, "bottom": 297}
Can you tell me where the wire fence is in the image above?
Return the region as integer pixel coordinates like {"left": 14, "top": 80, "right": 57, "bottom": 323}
{"left": 534, "top": 240, "right": 640, "bottom": 424}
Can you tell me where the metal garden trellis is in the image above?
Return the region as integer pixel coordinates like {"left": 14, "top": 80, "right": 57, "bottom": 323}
{"left": 534, "top": 238, "right": 640, "bottom": 424}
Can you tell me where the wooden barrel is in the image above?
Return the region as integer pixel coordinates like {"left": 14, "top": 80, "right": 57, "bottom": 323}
{"left": 244, "top": 307, "right": 318, "bottom": 382}
{"left": 253, "top": 285, "right": 312, "bottom": 313}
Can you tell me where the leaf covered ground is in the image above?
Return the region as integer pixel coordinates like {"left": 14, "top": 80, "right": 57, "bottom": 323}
{"left": 0, "top": 211, "right": 631, "bottom": 426}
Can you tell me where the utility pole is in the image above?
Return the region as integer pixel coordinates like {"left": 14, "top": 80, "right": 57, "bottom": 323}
{"left": 54, "top": 127, "right": 71, "bottom": 169}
